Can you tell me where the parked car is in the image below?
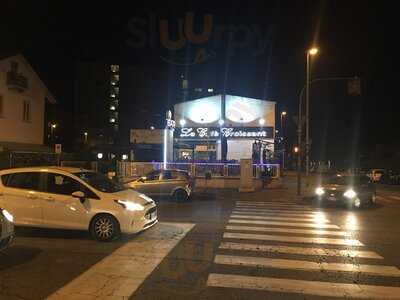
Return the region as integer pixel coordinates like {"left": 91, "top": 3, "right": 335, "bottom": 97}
{"left": 366, "top": 169, "right": 386, "bottom": 182}
{"left": 125, "top": 169, "right": 195, "bottom": 201}
{"left": 314, "top": 174, "right": 376, "bottom": 208}
{"left": 0, "top": 167, "right": 157, "bottom": 242}
{"left": 0, "top": 208, "right": 14, "bottom": 251}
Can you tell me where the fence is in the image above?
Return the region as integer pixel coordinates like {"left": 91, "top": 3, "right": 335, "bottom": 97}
{"left": 117, "top": 161, "right": 280, "bottom": 179}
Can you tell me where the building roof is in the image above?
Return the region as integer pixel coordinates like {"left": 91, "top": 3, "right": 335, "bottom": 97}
{"left": 0, "top": 53, "right": 57, "bottom": 104}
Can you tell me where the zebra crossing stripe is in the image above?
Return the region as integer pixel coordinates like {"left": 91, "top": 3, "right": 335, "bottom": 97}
{"left": 229, "top": 219, "right": 340, "bottom": 229}
{"left": 225, "top": 225, "right": 351, "bottom": 237}
{"left": 236, "top": 204, "right": 312, "bottom": 210}
{"left": 214, "top": 255, "right": 400, "bottom": 277}
{"left": 219, "top": 242, "right": 383, "bottom": 259}
{"left": 232, "top": 210, "right": 319, "bottom": 218}
{"left": 223, "top": 232, "right": 363, "bottom": 246}
{"left": 235, "top": 206, "right": 313, "bottom": 212}
{"left": 207, "top": 273, "right": 400, "bottom": 299}
{"left": 233, "top": 208, "right": 321, "bottom": 214}
{"left": 230, "top": 214, "right": 330, "bottom": 223}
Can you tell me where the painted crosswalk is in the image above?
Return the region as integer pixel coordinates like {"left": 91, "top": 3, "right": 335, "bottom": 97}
{"left": 229, "top": 219, "right": 340, "bottom": 229}
{"left": 206, "top": 200, "right": 400, "bottom": 299}
{"left": 230, "top": 214, "right": 330, "bottom": 223}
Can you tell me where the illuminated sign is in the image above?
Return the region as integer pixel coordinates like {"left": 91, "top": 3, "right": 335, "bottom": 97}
{"left": 175, "top": 127, "right": 273, "bottom": 139}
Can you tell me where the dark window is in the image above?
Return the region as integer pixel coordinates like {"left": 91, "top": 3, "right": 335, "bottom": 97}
{"left": 161, "top": 170, "right": 178, "bottom": 180}
{"left": 0, "top": 174, "right": 10, "bottom": 185}
{"left": 46, "top": 173, "right": 80, "bottom": 195}
{"left": 6, "top": 172, "right": 41, "bottom": 190}
{"left": 74, "top": 172, "right": 123, "bottom": 193}
{"left": 145, "top": 170, "right": 160, "bottom": 181}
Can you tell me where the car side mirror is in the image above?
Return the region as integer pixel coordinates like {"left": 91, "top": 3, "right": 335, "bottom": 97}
{"left": 71, "top": 191, "right": 86, "bottom": 203}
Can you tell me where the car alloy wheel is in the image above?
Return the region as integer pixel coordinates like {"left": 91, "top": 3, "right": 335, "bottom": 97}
{"left": 90, "top": 214, "right": 120, "bottom": 242}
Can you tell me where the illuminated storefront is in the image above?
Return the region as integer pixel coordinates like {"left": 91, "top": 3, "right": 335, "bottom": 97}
{"left": 173, "top": 95, "right": 276, "bottom": 162}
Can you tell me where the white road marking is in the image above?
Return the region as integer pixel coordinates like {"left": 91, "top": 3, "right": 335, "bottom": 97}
{"left": 236, "top": 201, "right": 307, "bottom": 206}
{"left": 233, "top": 208, "right": 321, "bottom": 214}
{"left": 232, "top": 210, "right": 319, "bottom": 218}
{"left": 214, "top": 255, "right": 400, "bottom": 277}
{"left": 229, "top": 219, "right": 340, "bottom": 229}
{"left": 207, "top": 273, "right": 400, "bottom": 299}
{"left": 236, "top": 204, "right": 312, "bottom": 210}
{"left": 47, "top": 222, "right": 195, "bottom": 300}
{"left": 230, "top": 214, "right": 330, "bottom": 223}
{"left": 219, "top": 242, "right": 383, "bottom": 259}
{"left": 226, "top": 225, "right": 350, "bottom": 237}
{"left": 223, "top": 232, "right": 363, "bottom": 246}
{"left": 235, "top": 206, "right": 314, "bottom": 212}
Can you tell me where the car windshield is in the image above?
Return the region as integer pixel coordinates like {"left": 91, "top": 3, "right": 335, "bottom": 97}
{"left": 324, "top": 176, "right": 369, "bottom": 186}
{"left": 74, "top": 172, "right": 125, "bottom": 193}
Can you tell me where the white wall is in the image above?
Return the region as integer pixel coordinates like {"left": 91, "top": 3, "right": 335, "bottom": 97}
{"left": 0, "top": 56, "right": 46, "bottom": 145}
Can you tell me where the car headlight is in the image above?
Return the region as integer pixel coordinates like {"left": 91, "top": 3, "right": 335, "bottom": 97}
{"left": 139, "top": 193, "right": 154, "bottom": 204}
{"left": 315, "top": 187, "right": 325, "bottom": 196}
{"left": 343, "top": 189, "right": 357, "bottom": 198}
{"left": 1, "top": 209, "right": 14, "bottom": 222}
{"left": 114, "top": 200, "right": 145, "bottom": 211}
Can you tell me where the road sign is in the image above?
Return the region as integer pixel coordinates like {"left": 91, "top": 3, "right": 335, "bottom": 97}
{"left": 55, "top": 144, "right": 62, "bottom": 154}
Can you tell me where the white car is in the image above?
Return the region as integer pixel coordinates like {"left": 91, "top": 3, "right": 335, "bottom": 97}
{"left": 0, "top": 167, "right": 157, "bottom": 241}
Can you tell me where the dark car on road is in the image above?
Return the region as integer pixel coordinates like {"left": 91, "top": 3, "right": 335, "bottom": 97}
{"left": 315, "top": 174, "right": 376, "bottom": 208}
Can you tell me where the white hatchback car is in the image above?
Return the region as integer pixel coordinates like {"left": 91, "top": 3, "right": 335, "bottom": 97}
{"left": 0, "top": 167, "right": 157, "bottom": 241}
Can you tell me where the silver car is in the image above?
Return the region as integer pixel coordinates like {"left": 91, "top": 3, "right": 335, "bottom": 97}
{"left": 1, "top": 208, "right": 14, "bottom": 251}
{"left": 125, "top": 169, "right": 195, "bottom": 201}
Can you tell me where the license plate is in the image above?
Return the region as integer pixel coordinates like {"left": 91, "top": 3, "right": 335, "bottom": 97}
{"left": 328, "top": 196, "right": 336, "bottom": 201}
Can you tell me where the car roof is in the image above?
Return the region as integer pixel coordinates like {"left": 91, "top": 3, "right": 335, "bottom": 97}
{"left": 0, "top": 166, "right": 92, "bottom": 175}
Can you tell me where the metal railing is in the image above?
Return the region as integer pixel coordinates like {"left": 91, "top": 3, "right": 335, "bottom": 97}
{"left": 117, "top": 161, "right": 280, "bottom": 179}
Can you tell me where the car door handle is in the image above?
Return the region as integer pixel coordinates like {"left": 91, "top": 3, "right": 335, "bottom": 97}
{"left": 27, "top": 194, "right": 38, "bottom": 199}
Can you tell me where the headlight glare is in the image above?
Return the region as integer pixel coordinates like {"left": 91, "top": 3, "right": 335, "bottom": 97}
{"left": 315, "top": 187, "right": 325, "bottom": 196}
{"left": 344, "top": 189, "right": 357, "bottom": 198}
{"left": 1, "top": 209, "right": 14, "bottom": 222}
{"left": 115, "top": 200, "right": 145, "bottom": 211}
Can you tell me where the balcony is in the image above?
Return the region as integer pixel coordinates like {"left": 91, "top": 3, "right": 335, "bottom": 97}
{"left": 6, "top": 71, "right": 28, "bottom": 93}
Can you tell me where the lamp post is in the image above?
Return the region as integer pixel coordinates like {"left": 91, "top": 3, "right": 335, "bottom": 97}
{"left": 280, "top": 111, "right": 287, "bottom": 170}
{"left": 50, "top": 123, "right": 57, "bottom": 143}
{"left": 297, "top": 47, "right": 318, "bottom": 196}
{"left": 84, "top": 132, "right": 88, "bottom": 144}
{"left": 305, "top": 47, "right": 318, "bottom": 177}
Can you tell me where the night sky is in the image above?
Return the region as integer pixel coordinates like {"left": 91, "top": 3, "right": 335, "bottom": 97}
{"left": 1, "top": 0, "right": 396, "bottom": 166}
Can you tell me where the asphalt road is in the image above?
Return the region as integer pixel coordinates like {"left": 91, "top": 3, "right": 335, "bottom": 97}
{"left": 1, "top": 184, "right": 400, "bottom": 299}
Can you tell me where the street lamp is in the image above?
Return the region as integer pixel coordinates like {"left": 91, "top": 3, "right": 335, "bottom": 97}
{"left": 280, "top": 111, "right": 287, "bottom": 171}
{"left": 84, "top": 132, "right": 88, "bottom": 144}
{"left": 297, "top": 47, "right": 319, "bottom": 195}
{"left": 50, "top": 123, "right": 57, "bottom": 142}
{"left": 305, "top": 47, "right": 318, "bottom": 177}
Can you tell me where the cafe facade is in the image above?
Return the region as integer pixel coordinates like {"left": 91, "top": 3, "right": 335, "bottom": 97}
{"left": 173, "top": 95, "right": 276, "bottom": 162}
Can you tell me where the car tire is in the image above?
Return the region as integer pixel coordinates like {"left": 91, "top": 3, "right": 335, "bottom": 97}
{"left": 174, "top": 189, "right": 188, "bottom": 202}
{"left": 90, "top": 214, "right": 121, "bottom": 242}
